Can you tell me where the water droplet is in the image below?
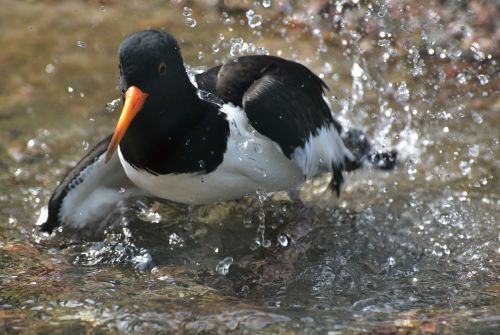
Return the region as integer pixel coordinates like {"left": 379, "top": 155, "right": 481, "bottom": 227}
{"left": 67, "top": 86, "right": 74, "bottom": 93}
{"left": 133, "top": 253, "right": 152, "bottom": 271}
{"left": 146, "top": 210, "right": 162, "bottom": 223}
{"left": 183, "top": 7, "right": 193, "bottom": 16}
{"left": 459, "top": 160, "right": 471, "bottom": 175}
{"left": 76, "top": 40, "right": 86, "bottom": 48}
{"left": 105, "top": 98, "right": 121, "bottom": 113}
{"left": 471, "top": 112, "right": 483, "bottom": 124}
{"left": 256, "top": 167, "right": 267, "bottom": 177}
{"left": 277, "top": 233, "right": 288, "bottom": 247}
{"left": 185, "top": 17, "right": 197, "bottom": 28}
{"left": 216, "top": 257, "right": 233, "bottom": 275}
{"left": 351, "top": 62, "right": 363, "bottom": 78}
{"left": 470, "top": 42, "right": 485, "bottom": 61}
{"left": 378, "top": 3, "right": 388, "bottom": 17}
{"left": 45, "top": 63, "right": 55, "bottom": 74}
{"left": 230, "top": 37, "right": 243, "bottom": 56}
{"left": 81, "top": 140, "right": 89, "bottom": 151}
{"left": 169, "top": 233, "right": 182, "bottom": 245}
{"left": 457, "top": 73, "right": 467, "bottom": 85}
{"left": 211, "top": 43, "right": 220, "bottom": 53}
{"left": 198, "top": 51, "right": 204, "bottom": 60}
{"left": 468, "top": 144, "right": 479, "bottom": 157}
{"left": 248, "top": 14, "right": 263, "bottom": 28}
{"left": 477, "top": 74, "right": 489, "bottom": 85}
{"left": 396, "top": 82, "right": 409, "bottom": 102}
{"left": 443, "top": 126, "right": 449, "bottom": 133}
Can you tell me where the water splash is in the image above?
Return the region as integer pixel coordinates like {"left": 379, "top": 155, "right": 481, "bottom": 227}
{"left": 216, "top": 257, "right": 234, "bottom": 275}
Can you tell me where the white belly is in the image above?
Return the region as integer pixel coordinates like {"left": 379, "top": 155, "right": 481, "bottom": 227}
{"left": 118, "top": 104, "right": 304, "bottom": 204}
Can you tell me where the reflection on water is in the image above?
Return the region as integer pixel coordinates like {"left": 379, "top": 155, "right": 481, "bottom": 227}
{"left": 1, "top": 1, "right": 499, "bottom": 334}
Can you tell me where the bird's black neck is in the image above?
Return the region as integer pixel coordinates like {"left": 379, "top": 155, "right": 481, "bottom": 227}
{"left": 119, "top": 75, "right": 230, "bottom": 175}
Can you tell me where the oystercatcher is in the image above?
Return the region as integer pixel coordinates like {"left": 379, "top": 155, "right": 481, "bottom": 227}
{"left": 40, "top": 30, "right": 396, "bottom": 233}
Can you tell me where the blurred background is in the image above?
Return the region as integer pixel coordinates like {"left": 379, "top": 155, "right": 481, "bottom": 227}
{"left": 1, "top": 1, "right": 498, "bottom": 334}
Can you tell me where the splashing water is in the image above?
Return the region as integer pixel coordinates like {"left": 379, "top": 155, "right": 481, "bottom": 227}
{"left": 1, "top": 1, "right": 499, "bottom": 334}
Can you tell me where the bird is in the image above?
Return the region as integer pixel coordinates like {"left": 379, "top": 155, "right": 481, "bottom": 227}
{"left": 40, "top": 29, "right": 396, "bottom": 234}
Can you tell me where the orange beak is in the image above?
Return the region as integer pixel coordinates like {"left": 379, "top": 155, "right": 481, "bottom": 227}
{"left": 104, "top": 86, "right": 148, "bottom": 163}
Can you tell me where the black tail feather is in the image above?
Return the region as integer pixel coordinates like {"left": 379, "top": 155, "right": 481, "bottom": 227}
{"left": 329, "top": 128, "right": 398, "bottom": 197}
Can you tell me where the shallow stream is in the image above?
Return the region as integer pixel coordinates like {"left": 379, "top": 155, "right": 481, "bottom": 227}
{"left": 1, "top": 1, "right": 498, "bottom": 334}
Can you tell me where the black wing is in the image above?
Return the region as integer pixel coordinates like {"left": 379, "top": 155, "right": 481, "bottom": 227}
{"left": 196, "top": 55, "right": 342, "bottom": 158}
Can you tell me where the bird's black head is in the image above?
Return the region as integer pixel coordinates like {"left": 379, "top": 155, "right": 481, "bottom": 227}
{"left": 118, "top": 29, "right": 188, "bottom": 95}
{"left": 104, "top": 29, "right": 196, "bottom": 162}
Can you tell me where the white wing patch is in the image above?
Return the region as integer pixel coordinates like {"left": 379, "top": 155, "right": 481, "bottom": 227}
{"left": 59, "top": 153, "right": 144, "bottom": 230}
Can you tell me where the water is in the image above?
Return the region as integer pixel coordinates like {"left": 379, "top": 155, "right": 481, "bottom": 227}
{"left": 1, "top": 1, "right": 499, "bottom": 334}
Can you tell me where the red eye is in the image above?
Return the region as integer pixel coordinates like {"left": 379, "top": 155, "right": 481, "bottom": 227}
{"left": 158, "top": 62, "right": 167, "bottom": 75}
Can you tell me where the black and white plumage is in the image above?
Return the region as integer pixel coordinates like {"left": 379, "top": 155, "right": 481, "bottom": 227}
{"left": 40, "top": 30, "right": 396, "bottom": 233}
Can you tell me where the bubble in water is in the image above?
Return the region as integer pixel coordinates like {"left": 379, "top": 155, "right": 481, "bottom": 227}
{"left": 216, "top": 257, "right": 234, "bottom": 275}
{"left": 262, "top": 0, "right": 271, "bottom": 8}
{"left": 45, "top": 63, "right": 55, "bottom": 74}
{"left": 185, "top": 17, "right": 197, "bottom": 28}
{"left": 67, "top": 86, "right": 74, "bottom": 93}
{"left": 396, "top": 82, "right": 410, "bottom": 102}
{"left": 198, "top": 160, "right": 205, "bottom": 169}
{"left": 76, "top": 40, "right": 86, "bottom": 48}
{"left": 477, "top": 74, "right": 489, "bottom": 85}
{"left": 277, "top": 233, "right": 288, "bottom": 247}
{"left": 198, "top": 51, "right": 205, "bottom": 60}
{"left": 183, "top": 6, "right": 193, "bottom": 16}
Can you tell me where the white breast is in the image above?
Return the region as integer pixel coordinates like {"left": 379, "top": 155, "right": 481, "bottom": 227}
{"left": 119, "top": 104, "right": 305, "bottom": 204}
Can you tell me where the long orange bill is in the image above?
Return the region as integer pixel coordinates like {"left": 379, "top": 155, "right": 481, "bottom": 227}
{"left": 104, "top": 86, "right": 148, "bottom": 163}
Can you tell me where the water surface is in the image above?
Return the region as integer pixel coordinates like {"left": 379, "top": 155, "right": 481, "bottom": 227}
{"left": 1, "top": 1, "right": 499, "bottom": 334}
